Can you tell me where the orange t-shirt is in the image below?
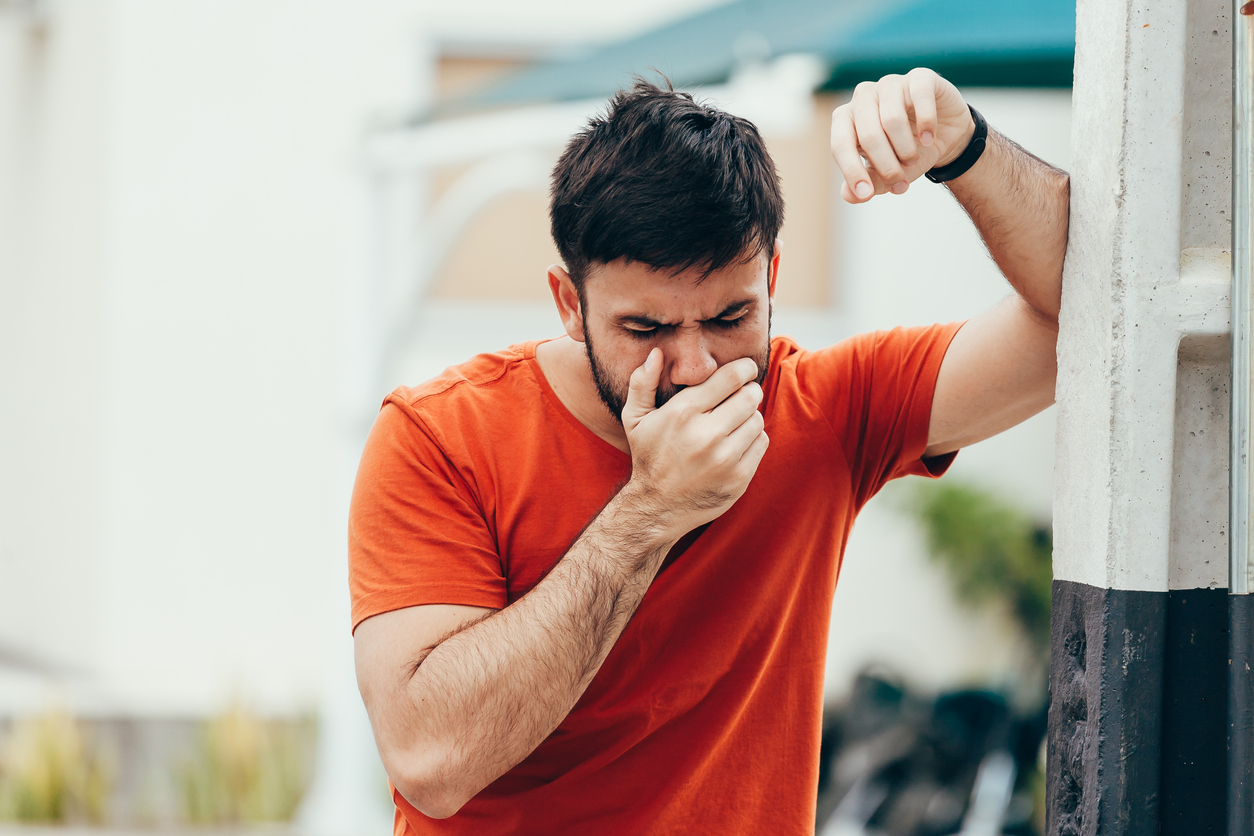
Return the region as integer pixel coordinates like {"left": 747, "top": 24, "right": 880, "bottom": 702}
{"left": 349, "top": 325, "right": 962, "bottom": 836}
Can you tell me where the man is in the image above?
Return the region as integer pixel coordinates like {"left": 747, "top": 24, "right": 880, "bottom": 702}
{"left": 349, "top": 67, "right": 1067, "bottom": 835}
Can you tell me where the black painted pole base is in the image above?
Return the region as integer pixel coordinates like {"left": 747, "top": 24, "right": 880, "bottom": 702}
{"left": 1047, "top": 580, "right": 1165, "bottom": 834}
{"left": 1230, "top": 594, "right": 1253, "bottom": 834}
{"left": 1048, "top": 580, "right": 1229, "bottom": 835}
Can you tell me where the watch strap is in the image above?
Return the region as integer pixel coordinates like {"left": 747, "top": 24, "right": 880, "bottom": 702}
{"left": 925, "top": 105, "right": 988, "bottom": 184}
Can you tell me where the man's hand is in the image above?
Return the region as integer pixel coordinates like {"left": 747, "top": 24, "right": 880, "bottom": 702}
{"left": 828, "top": 67, "right": 1070, "bottom": 457}
{"left": 620, "top": 349, "right": 768, "bottom": 537}
{"left": 830, "top": 68, "right": 975, "bottom": 203}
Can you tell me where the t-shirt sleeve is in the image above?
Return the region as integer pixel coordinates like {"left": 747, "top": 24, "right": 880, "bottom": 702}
{"left": 795, "top": 321, "right": 965, "bottom": 510}
{"left": 348, "top": 398, "right": 507, "bottom": 633}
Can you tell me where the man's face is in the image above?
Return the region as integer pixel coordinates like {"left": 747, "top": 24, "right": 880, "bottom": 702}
{"left": 578, "top": 251, "right": 775, "bottom": 422}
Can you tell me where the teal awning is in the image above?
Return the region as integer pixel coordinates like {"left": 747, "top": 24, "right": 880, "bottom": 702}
{"left": 439, "top": 0, "right": 1074, "bottom": 118}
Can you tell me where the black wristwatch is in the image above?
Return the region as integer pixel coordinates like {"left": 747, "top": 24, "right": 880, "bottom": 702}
{"left": 925, "top": 105, "right": 988, "bottom": 184}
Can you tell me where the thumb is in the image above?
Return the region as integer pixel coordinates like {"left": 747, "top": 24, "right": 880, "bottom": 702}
{"left": 621, "top": 348, "right": 661, "bottom": 431}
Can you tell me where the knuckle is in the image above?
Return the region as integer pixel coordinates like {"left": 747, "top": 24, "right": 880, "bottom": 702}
{"left": 881, "top": 112, "right": 908, "bottom": 131}
{"left": 854, "top": 106, "right": 882, "bottom": 130}
{"left": 861, "top": 134, "right": 889, "bottom": 155}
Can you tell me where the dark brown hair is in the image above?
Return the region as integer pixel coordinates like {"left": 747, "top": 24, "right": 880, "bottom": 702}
{"left": 549, "top": 79, "right": 785, "bottom": 291}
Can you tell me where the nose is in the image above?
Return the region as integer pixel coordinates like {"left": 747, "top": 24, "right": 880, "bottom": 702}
{"left": 665, "top": 328, "right": 718, "bottom": 388}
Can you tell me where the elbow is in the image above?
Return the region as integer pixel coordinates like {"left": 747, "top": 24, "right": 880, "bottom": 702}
{"left": 408, "top": 794, "right": 464, "bottom": 821}
{"left": 395, "top": 780, "right": 470, "bottom": 821}
{"left": 389, "top": 754, "right": 475, "bottom": 821}
{"left": 412, "top": 789, "right": 467, "bottom": 821}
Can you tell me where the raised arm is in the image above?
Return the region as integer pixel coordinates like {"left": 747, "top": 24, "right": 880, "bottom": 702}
{"left": 354, "top": 352, "right": 768, "bottom": 819}
{"left": 829, "top": 68, "right": 1070, "bottom": 456}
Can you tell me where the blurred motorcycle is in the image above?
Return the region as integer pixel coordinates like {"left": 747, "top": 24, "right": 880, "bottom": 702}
{"left": 815, "top": 671, "right": 1046, "bottom": 836}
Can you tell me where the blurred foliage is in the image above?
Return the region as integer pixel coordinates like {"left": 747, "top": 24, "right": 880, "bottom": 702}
{"left": 0, "top": 708, "right": 111, "bottom": 824}
{"left": 907, "top": 481, "right": 1053, "bottom": 648}
{"left": 179, "top": 704, "right": 314, "bottom": 824}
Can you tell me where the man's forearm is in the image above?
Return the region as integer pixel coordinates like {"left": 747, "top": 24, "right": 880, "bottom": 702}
{"left": 390, "top": 485, "right": 677, "bottom": 818}
{"left": 947, "top": 128, "right": 1070, "bottom": 323}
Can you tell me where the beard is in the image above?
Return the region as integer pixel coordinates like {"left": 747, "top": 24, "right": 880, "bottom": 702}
{"left": 584, "top": 320, "right": 772, "bottom": 424}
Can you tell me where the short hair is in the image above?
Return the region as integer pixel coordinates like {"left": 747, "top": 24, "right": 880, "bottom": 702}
{"left": 549, "top": 78, "right": 785, "bottom": 292}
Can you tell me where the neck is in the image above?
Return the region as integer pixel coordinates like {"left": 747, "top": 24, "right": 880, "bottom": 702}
{"left": 535, "top": 337, "right": 630, "bottom": 453}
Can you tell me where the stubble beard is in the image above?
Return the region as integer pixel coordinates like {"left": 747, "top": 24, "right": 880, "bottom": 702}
{"left": 584, "top": 321, "right": 773, "bottom": 425}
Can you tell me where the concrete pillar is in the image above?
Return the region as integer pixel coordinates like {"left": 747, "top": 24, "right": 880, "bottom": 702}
{"left": 1049, "top": 0, "right": 1232, "bottom": 833}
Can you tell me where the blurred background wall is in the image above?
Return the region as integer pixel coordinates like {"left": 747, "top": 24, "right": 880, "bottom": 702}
{"left": 0, "top": 0, "right": 421, "bottom": 717}
{"left": 0, "top": 0, "right": 1071, "bottom": 829}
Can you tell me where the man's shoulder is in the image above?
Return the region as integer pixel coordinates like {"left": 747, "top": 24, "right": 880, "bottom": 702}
{"left": 772, "top": 324, "right": 963, "bottom": 374}
{"left": 389, "top": 341, "right": 544, "bottom": 415}
{"left": 375, "top": 340, "right": 556, "bottom": 460}
{"left": 765, "top": 324, "right": 962, "bottom": 414}
{"left": 764, "top": 332, "right": 836, "bottom": 386}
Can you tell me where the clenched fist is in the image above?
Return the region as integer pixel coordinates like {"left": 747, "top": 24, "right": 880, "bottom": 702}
{"left": 830, "top": 67, "right": 975, "bottom": 203}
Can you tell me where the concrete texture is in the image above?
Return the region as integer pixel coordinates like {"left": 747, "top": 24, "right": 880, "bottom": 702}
{"left": 1054, "top": 0, "right": 1231, "bottom": 593}
{"left": 1170, "top": 335, "right": 1231, "bottom": 590}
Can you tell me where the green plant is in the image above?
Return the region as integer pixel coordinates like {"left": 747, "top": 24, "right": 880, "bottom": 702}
{"left": 0, "top": 707, "right": 111, "bottom": 823}
{"left": 179, "top": 703, "right": 313, "bottom": 824}
{"left": 906, "top": 481, "right": 1053, "bottom": 648}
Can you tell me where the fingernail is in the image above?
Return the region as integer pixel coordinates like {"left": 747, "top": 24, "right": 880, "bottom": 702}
{"left": 921, "top": 130, "right": 934, "bottom": 146}
{"left": 855, "top": 181, "right": 873, "bottom": 199}
{"left": 891, "top": 181, "right": 909, "bottom": 195}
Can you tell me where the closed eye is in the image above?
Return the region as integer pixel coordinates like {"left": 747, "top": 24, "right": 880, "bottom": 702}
{"left": 624, "top": 325, "right": 660, "bottom": 339}
{"left": 709, "top": 307, "right": 751, "bottom": 329}
{"left": 619, "top": 304, "right": 752, "bottom": 337}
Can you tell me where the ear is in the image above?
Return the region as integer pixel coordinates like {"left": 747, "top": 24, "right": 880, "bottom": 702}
{"left": 547, "top": 265, "right": 586, "bottom": 342}
{"left": 767, "top": 239, "right": 783, "bottom": 300}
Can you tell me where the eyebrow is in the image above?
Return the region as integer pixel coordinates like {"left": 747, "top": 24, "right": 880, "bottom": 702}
{"left": 613, "top": 298, "right": 756, "bottom": 329}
